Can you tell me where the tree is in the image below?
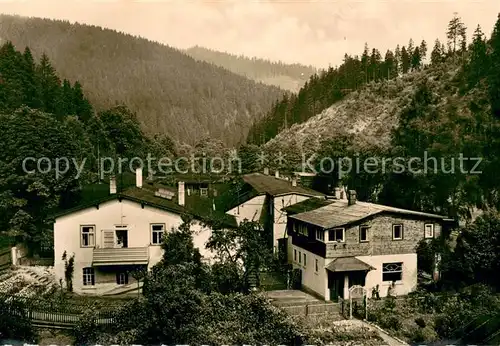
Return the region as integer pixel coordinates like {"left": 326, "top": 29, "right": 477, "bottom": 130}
{"left": 411, "top": 46, "right": 422, "bottom": 70}
{"left": 419, "top": 40, "right": 428, "bottom": 64}
{"left": 466, "top": 25, "right": 488, "bottom": 88}
{"left": 488, "top": 14, "right": 500, "bottom": 118}
{"left": 447, "top": 12, "right": 467, "bottom": 54}
{"left": 0, "top": 107, "right": 89, "bottom": 252}
{"left": 401, "top": 46, "right": 411, "bottom": 73}
{"left": 62, "top": 250, "right": 75, "bottom": 292}
{"left": 440, "top": 213, "right": 500, "bottom": 289}
{"left": 431, "top": 39, "right": 444, "bottom": 65}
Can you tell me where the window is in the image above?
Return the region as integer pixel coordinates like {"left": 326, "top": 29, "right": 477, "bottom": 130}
{"left": 294, "top": 249, "right": 297, "bottom": 261}
{"left": 328, "top": 228, "right": 344, "bottom": 242}
{"left": 360, "top": 226, "right": 369, "bottom": 242}
{"left": 80, "top": 225, "right": 95, "bottom": 247}
{"left": 298, "top": 224, "right": 308, "bottom": 237}
{"left": 151, "top": 224, "right": 165, "bottom": 245}
{"left": 200, "top": 188, "right": 208, "bottom": 197}
{"left": 392, "top": 224, "right": 403, "bottom": 240}
{"left": 303, "top": 253, "right": 307, "bottom": 266}
{"left": 424, "top": 224, "right": 434, "bottom": 239}
{"left": 315, "top": 229, "right": 325, "bottom": 241}
{"left": 116, "top": 272, "right": 129, "bottom": 285}
{"left": 298, "top": 251, "right": 302, "bottom": 264}
{"left": 382, "top": 262, "right": 403, "bottom": 282}
{"left": 83, "top": 267, "right": 95, "bottom": 286}
{"left": 315, "top": 259, "right": 319, "bottom": 272}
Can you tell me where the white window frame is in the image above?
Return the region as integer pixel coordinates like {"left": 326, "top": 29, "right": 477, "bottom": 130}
{"left": 83, "top": 267, "right": 95, "bottom": 286}
{"left": 359, "top": 225, "right": 369, "bottom": 242}
{"left": 328, "top": 228, "right": 345, "bottom": 242}
{"left": 315, "top": 229, "right": 325, "bottom": 241}
{"left": 382, "top": 262, "right": 403, "bottom": 282}
{"left": 392, "top": 224, "right": 403, "bottom": 240}
{"left": 151, "top": 223, "right": 165, "bottom": 245}
{"left": 80, "top": 225, "right": 95, "bottom": 248}
{"left": 424, "top": 223, "right": 434, "bottom": 239}
{"left": 298, "top": 251, "right": 302, "bottom": 264}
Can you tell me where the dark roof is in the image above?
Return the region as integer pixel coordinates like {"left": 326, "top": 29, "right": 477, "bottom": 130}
{"left": 242, "top": 173, "right": 324, "bottom": 197}
{"left": 51, "top": 184, "right": 237, "bottom": 228}
{"left": 326, "top": 257, "right": 375, "bottom": 272}
{"left": 287, "top": 198, "right": 451, "bottom": 229}
{"left": 282, "top": 197, "right": 333, "bottom": 215}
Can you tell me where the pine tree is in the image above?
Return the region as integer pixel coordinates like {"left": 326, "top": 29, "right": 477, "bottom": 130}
{"left": 369, "top": 48, "right": 382, "bottom": 81}
{"left": 411, "top": 46, "right": 422, "bottom": 70}
{"left": 383, "top": 49, "right": 396, "bottom": 79}
{"left": 21, "top": 47, "right": 41, "bottom": 109}
{"left": 37, "top": 53, "right": 61, "bottom": 114}
{"left": 73, "top": 81, "right": 93, "bottom": 122}
{"left": 407, "top": 38, "right": 415, "bottom": 59}
{"left": 488, "top": 14, "right": 500, "bottom": 117}
{"left": 401, "top": 46, "right": 411, "bottom": 73}
{"left": 447, "top": 12, "right": 467, "bottom": 54}
{"left": 361, "top": 43, "right": 370, "bottom": 83}
{"left": 419, "top": 40, "right": 428, "bottom": 64}
{"left": 466, "top": 25, "right": 488, "bottom": 88}
{"left": 394, "top": 45, "right": 401, "bottom": 76}
{"left": 431, "top": 39, "right": 443, "bottom": 65}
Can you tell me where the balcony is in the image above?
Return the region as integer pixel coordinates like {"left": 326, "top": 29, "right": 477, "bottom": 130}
{"left": 92, "top": 247, "right": 149, "bottom": 266}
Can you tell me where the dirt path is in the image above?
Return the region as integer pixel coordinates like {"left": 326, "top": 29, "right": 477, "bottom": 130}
{"left": 359, "top": 320, "right": 408, "bottom": 346}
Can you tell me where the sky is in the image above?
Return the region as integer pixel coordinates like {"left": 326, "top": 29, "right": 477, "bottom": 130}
{"left": 1, "top": 0, "right": 499, "bottom": 68}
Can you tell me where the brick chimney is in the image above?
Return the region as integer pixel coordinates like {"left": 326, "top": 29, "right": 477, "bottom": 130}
{"left": 178, "top": 181, "right": 185, "bottom": 206}
{"left": 135, "top": 167, "right": 143, "bottom": 188}
{"left": 347, "top": 190, "right": 357, "bottom": 206}
{"left": 110, "top": 176, "right": 117, "bottom": 194}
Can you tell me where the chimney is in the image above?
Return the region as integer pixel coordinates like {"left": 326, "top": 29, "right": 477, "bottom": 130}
{"left": 275, "top": 170, "right": 279, "bottom": 178}
{"left": 347, "top": 190, "right": 357, "bottom": 206}
{"left": 110, "top": 176, "right": 117, "bottom": 194}
{"left": 135, "top": 167, "right": 143, "bottom": 188}
{"left": 178, "top": 181, "right": 185, "bottom": 206}
{"left": 263, "top": 167, "right": 269, "bottom": 175}
{"left": 291, "top": 177, "right": 297, "bottom": 187}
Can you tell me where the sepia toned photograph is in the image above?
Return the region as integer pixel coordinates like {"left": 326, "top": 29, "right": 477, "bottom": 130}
{"left": 0, "top": 0, "right": 500, "bottom": 344}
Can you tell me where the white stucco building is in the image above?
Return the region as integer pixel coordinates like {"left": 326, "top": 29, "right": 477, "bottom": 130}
{"left": 225, "top": 171, "right": 324, "bottom": 252}
{"left": 52, "top": 170, "right": 236, "bottom": 295}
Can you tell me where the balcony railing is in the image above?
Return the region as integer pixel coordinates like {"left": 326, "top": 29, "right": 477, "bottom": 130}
{"left": 92, "top": 247, "right": 149, "bottom": 266}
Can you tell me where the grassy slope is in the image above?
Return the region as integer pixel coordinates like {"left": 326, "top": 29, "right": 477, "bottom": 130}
{"left": 0, "top": 15, "right": 285, "bottom": 147}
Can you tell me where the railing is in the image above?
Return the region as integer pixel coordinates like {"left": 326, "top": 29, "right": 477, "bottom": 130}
{"left": 93, "top": 247, "right": 149, "bottom": 266}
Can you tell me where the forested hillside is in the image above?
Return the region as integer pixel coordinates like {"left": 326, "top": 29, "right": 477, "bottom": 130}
{"left": 243, "top": 13, "right": 500, "bottom": 224}
{"left": 0, "top": 14, "right": 285, "bottom": 146}
{"left": 185, "top": 46, "right": 317, "bottom": 92}
{"left": 247, "top": 35, "right": 432, "bottom": 144}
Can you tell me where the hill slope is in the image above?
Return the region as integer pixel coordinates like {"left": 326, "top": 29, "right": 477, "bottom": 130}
{"left": 185, "top": 46, "right": 317, "bottom": 92}
{"left": 0, "top": 14, "right": 285, "bottom": 146}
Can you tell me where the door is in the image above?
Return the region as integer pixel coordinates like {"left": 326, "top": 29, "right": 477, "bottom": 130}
{"left": 328, "top": 271, "right": 344, "bottom": 301}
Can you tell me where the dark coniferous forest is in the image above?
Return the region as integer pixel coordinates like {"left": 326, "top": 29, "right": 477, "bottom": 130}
{"left": 0, "top": 14, "right": 286, "bottom": 146}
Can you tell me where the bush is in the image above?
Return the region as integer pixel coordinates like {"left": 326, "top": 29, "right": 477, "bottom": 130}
{"left": 0, "top": 298, "right": 37, "bottom": 343}
{"left": 415, "top": 317, "right": 426, "bottom": 328}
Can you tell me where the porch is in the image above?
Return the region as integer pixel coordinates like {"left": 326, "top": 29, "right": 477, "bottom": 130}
{"left": 326, "top": 257, "right": 374, "bottom": 302}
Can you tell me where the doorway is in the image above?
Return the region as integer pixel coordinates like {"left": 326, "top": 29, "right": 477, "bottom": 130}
{"left": 115, "top": 230, "right": 128, "bottom": 248}
{"left": 328, "top": 271, "right": 344, "bottom": 301}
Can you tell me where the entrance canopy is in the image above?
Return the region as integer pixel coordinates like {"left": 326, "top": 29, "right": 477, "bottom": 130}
{"left": 326, "top": 257, "right": 375, "bottom": 272}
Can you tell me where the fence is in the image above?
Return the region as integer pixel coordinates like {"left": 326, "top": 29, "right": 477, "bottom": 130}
{"left": 1, "top": 294, "right": 117, "bottom": 329}
{"left": 18, "top": 257, "right": 54, "bottom": 266}
{"left": 280, "top": 302, "right": 340, "bottom": 317}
